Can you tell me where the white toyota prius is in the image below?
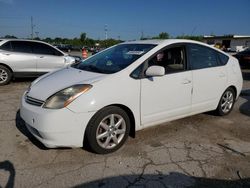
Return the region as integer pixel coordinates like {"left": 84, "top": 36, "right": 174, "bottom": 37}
{"left": 20, "top": 39, "right": 243, "bottom": 154}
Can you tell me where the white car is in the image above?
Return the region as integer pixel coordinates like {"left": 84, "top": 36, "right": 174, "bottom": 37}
{"left": 0, "top": 39, "right": 75, "bottom": 85}
{"left": 20, "top": 39, "right": 243, "bottom": 154}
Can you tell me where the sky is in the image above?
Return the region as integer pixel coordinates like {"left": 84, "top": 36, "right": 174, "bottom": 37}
{"left": 0, "top": 0, "right": 250, "bottom": 40}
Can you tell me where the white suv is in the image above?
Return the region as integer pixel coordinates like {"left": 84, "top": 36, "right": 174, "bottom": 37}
{"left": 0, "top": 39, "right": 75, "bottom": 85}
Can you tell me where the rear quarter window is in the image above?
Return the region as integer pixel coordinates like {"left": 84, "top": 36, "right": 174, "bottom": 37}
{"left": 217, "top": 52, "right": 229, "bottom": 66}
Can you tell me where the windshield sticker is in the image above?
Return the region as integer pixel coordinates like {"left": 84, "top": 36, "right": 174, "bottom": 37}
{"left": 126, "top": 51, "right": 144, "bottom": 55}
{"left": 106, "top": 60, "right": 113, "bottom": 66}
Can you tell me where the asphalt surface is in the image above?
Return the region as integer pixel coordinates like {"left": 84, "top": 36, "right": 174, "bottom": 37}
{"left": 0, "top": 69, "right": 250, "bottom": 188}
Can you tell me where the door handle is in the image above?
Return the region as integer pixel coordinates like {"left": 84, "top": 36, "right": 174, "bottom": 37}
{"left": 39, "top": 56, "right": 44, "bottom": 58}
{"left": 3, "top": 53, "right": 10, "bottom": 56}
{"left": 182, "top": 79, "right": 191, "bottom": 84}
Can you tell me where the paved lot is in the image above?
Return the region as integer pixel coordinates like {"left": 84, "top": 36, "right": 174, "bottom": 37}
{"left": 0, "top": 69, "right": 250, "bottom": 188}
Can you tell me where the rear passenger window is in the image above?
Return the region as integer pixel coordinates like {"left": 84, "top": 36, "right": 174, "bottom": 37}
{"left": 188, "top": 44, "right": 218, "bottom": 70}
{"left": 32, "top": 42, "right": 63, "bottom": 56}
{"left": 11, "top": 41, "right": 32, "bottom": 53}
{"left": 217, "top": 52, "right": 229, "bottom": 65}
{"left": 0, "top": 41, "right": 12, "bottom": 51}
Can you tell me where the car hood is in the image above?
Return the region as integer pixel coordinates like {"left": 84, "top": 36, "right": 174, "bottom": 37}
{"left": 28, "top": 67, "right": 107, "bottom": 101}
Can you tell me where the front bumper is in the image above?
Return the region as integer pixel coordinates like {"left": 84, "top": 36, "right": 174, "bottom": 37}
{"left": 20, "top": 94, "right": 95, "bottom": 148}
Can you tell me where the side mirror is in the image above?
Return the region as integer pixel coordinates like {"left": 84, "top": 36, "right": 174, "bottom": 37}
{"left": 145, "top": 66, "right": 165, "bottom": 77}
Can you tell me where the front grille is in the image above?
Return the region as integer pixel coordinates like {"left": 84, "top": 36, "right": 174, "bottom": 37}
{"left": 25, "top": 95, "right": 44, "bottom": 107}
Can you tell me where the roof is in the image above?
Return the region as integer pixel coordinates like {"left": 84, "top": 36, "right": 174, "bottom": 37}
{"left": 0, "top": 38, "right": 45, "bottom": 43}
{"left": 123, "top": 39, "right": 205, "bottom": 46}
{"left": 0, "top": 38, "right": 66, "bottom": 55}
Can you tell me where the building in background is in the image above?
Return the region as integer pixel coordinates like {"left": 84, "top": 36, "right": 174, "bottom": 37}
{"left": 203, "top": 35, "right": 250, "bottom": 52}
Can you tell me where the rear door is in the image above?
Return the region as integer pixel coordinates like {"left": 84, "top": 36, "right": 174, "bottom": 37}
{"left": 32, "top": 42, "right": 65, "bottom": 74}
{"left": 187, "top": 44, "right": 228, "bottom": 112}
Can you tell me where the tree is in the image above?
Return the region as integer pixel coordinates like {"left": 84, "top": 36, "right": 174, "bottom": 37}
{"left": 54, "top": 37, "right": 63, "bottom": 43}
{"left": 44, "top": 37, "right": 52, "bottom": 43}
{"left": 176, "top": 35, "right": 203, "bottom": 41}
{"left": 4, "top": 35, "right": 17, "bottom": 39}
{"left": 33, "top": 37, "right": 41, "bottom": 41}
{"left": 151, "top": 32, "right": 170, "bottom": 40}
{"left": 158, "top": 32, "right": 169, "bottom": 39}
{"left": 80, "top": 33, "right": 86, "bottom": 43}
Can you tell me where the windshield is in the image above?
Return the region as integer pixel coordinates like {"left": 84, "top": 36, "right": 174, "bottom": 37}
{"left": 72, "top": 43, "right": 156, "bottom": 74}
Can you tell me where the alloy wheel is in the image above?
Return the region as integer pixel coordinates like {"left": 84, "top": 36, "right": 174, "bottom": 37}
{"left": 96, "top": 114, "right": 126, "bottom": 149}
{"left": 0, "top": 69, "right": 8, "bottom": 84}
{"left": 221, "top": 90, "right": 234, "bottom": 114}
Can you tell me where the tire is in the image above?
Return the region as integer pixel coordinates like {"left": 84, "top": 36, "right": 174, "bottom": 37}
{"left": 0, "top": 65, "right": 12, "bottom": 85}
{"left": 85, "top": 106, "right": 130, "bottom": 154}
{"left": 215, "top": 87, "right": 236, "bottom": 116}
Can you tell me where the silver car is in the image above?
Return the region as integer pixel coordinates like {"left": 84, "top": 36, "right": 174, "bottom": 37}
{"left": 0, "top": 39, "right": 75, "bottom": 85}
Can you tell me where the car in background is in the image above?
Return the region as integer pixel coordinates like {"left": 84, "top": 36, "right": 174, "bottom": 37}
{"left": 0, "top": 39, "right": 75, "bottom": 85}
{"left": 54, "top": 44, "right": 73, "bottom": 52}
{"left": 20, "top": 39, "right": 242, "bottom": 154}
{"left": 234, "top": 48, "right": 250, "bottom": 68}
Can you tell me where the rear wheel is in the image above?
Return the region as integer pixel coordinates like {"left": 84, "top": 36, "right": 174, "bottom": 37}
{"left": 216, "top": 88, "right": 235, "bottom": 116}
{"left": 85, "top": 106, "right": 130, "bottom": 154}
{"left": 0, "top": 65, "right": 12, "bottom": 85}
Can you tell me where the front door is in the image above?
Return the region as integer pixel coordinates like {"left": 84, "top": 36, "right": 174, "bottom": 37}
{"left": 140, "top": 45, "right": 192, "bottom": 126}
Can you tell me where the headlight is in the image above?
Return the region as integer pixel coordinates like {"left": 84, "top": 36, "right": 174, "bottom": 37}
{"left": 43, "top": 84, "right": 92, "bottom": 109}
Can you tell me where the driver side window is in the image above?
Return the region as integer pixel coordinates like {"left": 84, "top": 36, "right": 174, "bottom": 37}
{"left": 148, "top": 46, "right": 186, "bottom": 74}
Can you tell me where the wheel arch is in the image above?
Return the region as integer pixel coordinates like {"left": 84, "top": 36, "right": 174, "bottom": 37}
{"left": 228, "top": 85, "right": 237, "bottom": 99}
{"left": 0, "top": 63, "right": 13, "bottom": 73}
{"left": 107, "top": 104, "right": 136, "bottom": 138}
{"left": 84, "top": 104, "right": 136, "bottom": 142}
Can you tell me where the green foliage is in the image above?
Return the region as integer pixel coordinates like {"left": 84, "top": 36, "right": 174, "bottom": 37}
{"left": 159, "top": 32, "right": 169, "bottom": 39}
{"left": 153, "top": 32, "right": 169, "bottom": 39}
{"left": 99, "top": 39, "right": 122, "bottom": 48}
{"left": 176, "top": 35, "right": 203, "bottom": 41}
{"left": 80, "top": 33, "right": 86, "bottom": 42}
{"left": 4, "top": 35, "right": 17, "bottom": 39}
{"left": 30, "top": 32, "right": 122, "bottom": 49}
{"left": 33, "top": 37, "right": 41, "bottom": 41}
{"left": 2, "top": 31, "right": 204, "bottom": 49}
{"left": 143, "top": 32, "right": 170, "bottom": 40}
{"left": 44, "top": 37, "right": 53, "bottom": 43}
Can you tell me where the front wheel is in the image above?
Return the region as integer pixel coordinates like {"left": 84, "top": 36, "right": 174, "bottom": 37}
{"left": 216, "top": 88, "right": 235, "bottom": 116}
{"left": 0, "top": 65, "right": 12, "bottom": 85}
{"left": 85, "top": 106, "right": 130, "bottom": 154}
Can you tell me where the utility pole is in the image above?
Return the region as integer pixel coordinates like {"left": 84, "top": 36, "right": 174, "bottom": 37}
{"left": 191, "top": 26, "right": 197, "bottom": 36}
{"left": 104, "top": 24, "right": 108, "bottom": 40}
{"left": 141, "top": 31, "right": 144, "bottom": 40}
{"left": 35, "top": 31, "right": 39, "bottom": 38}
{"left": 31, "top": 16, "right": 35, "bottom": 39}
